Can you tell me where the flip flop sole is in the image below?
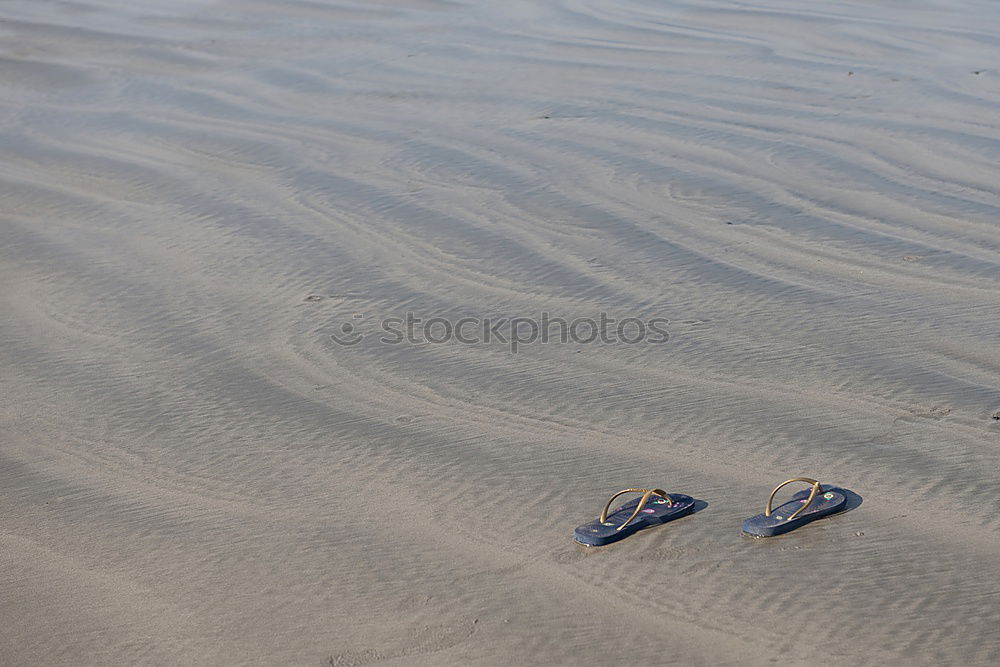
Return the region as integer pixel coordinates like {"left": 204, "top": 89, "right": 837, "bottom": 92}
{"left": 742, "top": 488, "right": 846, "bottom": 537}
{"left": 575, "top": 493, "right": 695, "bottom": 546}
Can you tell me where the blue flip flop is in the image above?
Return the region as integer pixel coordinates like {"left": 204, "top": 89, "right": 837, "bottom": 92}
{"left": 574, "top": 487, "right": 695, "bottom": 546}
{"left": 742, "top": 477, "right": 846, "bottom": 537}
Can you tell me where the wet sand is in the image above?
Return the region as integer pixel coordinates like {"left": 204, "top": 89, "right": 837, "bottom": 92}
{"left": 1, "top": 0, "right": 999, "bottom": 664}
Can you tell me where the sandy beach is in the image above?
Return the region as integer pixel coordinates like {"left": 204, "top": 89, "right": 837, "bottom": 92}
{"left": 2, "top": 0, "right": 999, "bottom": 664}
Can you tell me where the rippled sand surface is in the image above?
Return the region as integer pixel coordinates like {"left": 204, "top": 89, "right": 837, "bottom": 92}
{"left": 2, "top": 0, "right": 1000, "bottom": 664}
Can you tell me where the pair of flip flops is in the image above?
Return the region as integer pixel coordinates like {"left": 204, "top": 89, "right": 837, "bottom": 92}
{"left": 574, "top": 477, "right": 847, "bottom": 546}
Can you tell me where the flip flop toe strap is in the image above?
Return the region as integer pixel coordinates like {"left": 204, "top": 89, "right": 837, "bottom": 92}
{"left": 765, "top": 477, "right": 823, "bottom": 521}
{"left": 599, "top": 487, "right": 673, "bottom": 531}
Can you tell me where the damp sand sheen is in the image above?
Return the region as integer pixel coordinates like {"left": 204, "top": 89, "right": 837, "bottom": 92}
{"left": 1, "top": 0, "right": 1000, "bottom": 664}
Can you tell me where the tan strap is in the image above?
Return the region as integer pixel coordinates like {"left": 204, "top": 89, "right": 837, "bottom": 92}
{"left": 765, "top": 477, "right": 823, "bottom": 521}
{"left": 599, "top": 487, "right": 673, "bottom": 531}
